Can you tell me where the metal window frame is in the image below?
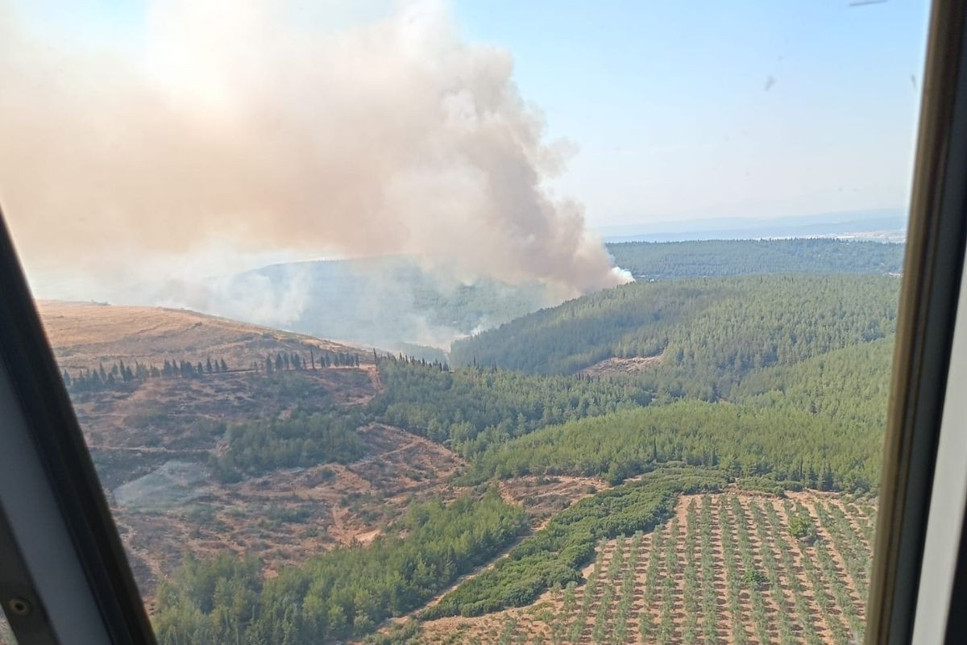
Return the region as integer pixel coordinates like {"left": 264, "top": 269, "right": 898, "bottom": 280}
{"left": 0, "top": 211, "right": 156, "bottom": 644}
{"left": 0, "top": 1, "right": 965, "bottom": 642}
{"left": 866, "top": 1, "right": 967, "bottom": 643}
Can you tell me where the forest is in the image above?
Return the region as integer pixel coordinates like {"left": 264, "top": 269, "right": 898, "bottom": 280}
{"left": 146, "top": 264, "right": 899, "bottom": 644}
{"left": 370, "top": 358, "right": 650, "bottom": 455}
{"left": 463, "top": 338, "right": 893, "bottom": 492}
{"left": 450, "top": 275, "right": 899, "bottom": 380}
{"left": 468, "top": 400, "right": 881, "bottom": 492}
{"left": 211, "top": 410, "right": 368, "bottom": 482}
{"left": 607, "top": 238, "right": 904, "bottom": 279}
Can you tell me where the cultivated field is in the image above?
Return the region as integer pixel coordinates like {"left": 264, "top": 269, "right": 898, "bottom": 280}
{"left": 422, "top": 491, "right": 877, "bottom": 645}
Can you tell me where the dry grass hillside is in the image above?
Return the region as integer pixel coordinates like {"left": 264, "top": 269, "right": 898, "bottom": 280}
{"left": 37, "top": 300, "right": 368, "bottom": 370}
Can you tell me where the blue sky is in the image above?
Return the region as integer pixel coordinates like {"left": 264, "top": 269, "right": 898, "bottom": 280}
{"left": 454, "top": 1, "right": 931, "bottom": 227}
{"left": 14, "top": 0, "right": 932, "bottom": 229}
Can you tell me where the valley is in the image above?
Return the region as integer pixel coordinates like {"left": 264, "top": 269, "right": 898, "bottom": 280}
{"left": 161, "top": 239, "right": 903, "bottom": 358}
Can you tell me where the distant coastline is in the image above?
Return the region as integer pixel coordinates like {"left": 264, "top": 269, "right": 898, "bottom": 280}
{"left": 596, "top": 209, "right": 907, "bottom": 243}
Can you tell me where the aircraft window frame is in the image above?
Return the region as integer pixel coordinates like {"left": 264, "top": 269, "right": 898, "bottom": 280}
{"left": 0, "top": 214, "right": 156, "bottom": 645}
{"left": 867, "top": 0, "right": 967, "bottom": 642}
{"left": 0, "top": 2, "right": 966, "bottom": 643}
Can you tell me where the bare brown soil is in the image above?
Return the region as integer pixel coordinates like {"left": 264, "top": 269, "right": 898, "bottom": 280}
{"left": 579, "top": 354, "right": 663, "bottom": 378}
{"left": 122, "top": 423, "right": 465, "bottom": 606}
{"left": 499, "top": 475, "right": 606, "bottom": 525}
{"left": 421, "top": 490, "right": 877, "bottom": 645}
{"left": 75, "top": 369, "right": 372, "bottom": 465}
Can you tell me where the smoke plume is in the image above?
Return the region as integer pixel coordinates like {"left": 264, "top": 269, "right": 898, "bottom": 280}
{"left": 0, "top": 0, "right": 631, "bottom": 301}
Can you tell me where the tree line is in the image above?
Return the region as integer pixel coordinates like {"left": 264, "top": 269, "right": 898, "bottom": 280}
{"left": 467, "top": 399, "right": 881, "bottom": 493}
{"left": 65, "top": 347, "right": 374, "bottom": 394}
{"left": 254, "top": 350, "right": 362, "bottom": 374}
{"left": 64, "top": 356, "right": 232, "bottom": 393}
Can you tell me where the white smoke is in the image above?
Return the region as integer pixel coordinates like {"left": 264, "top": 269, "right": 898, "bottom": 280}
{"left": 0, "top": 0, "right": 632, "bottom": 309}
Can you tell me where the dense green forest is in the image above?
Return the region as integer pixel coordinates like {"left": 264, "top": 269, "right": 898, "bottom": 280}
{"left": 377, "top": 329, "right": 892, "bottom": 493}
{"left": 211, "top": 410, "right": 368, "bottom": 482}
{"left": 607, "top": 239, "right": 904, "bottom": 279}
{"left": 468, "top": 400, "right": 883, "bottom": 492}
{"left": 450, "top": 275, "right": 899, "bottom": 381}
{"left": 371, "top": 359, "right": 650, "bottom": 456}
{"left": 731, "top": 337, "right": 893, "bottom": 428}
{"left": 154, "top": 491, "right": 526, "bottom": 644}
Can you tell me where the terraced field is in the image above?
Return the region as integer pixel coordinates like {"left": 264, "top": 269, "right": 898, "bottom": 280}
{"left": 422, "top": 491, "right": 877, "bottom": 645}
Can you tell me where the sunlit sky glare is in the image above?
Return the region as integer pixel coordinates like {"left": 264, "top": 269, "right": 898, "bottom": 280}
{"left": 15, "top": 0, "right": 932, "bottom": 229}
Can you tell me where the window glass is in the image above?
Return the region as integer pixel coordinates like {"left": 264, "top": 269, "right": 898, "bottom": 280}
{"left": 0, "top": 1, "right": 930, "bottom": 643}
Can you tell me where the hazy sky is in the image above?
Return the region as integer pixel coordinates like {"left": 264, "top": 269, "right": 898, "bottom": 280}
{"left": 11, "top": 0, "right": 931, "bottom": 230}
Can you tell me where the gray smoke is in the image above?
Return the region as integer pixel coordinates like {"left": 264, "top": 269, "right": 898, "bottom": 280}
{"left": 0, "top": 0, "right": 631, "bottom": 309}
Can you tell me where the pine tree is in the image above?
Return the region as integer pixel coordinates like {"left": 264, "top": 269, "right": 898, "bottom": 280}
{"left": 820, "top": 463, "right": 835, "bottom": 491}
